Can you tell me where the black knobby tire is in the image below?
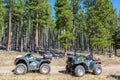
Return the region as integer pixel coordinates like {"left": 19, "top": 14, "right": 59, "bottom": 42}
{"left": 93, "top": 64, "right": 102, "bottom": 75}
{"left": 14, "top": 63, "right": 27, "bottom": 75}
{"left": 74, "top": 65, "right": 85, "bottom": 77}
{"left": 39, "top": 63, "right": 51, "bottom": 74}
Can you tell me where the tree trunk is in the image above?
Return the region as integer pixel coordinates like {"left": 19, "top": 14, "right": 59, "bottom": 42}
{"left": 39, "top": 27, "right": 43, "bottom": 49}
{"left": 45, "top": 25, "right": 49, "bottom": 49}
{"left": 114, "top": 47, "right": 117, "bottom": 56}
{"left": 64, "top": 46, "right": 67, "bottom": 55}
{"left": 84, "top": 32, "right": 87, "bottom": 50}
{"left": 114, "top": 39, "right": 117, "bottom": 56}
{"left": 81, "top": 25, "right": 85, "bottom": 50}
{"left": 24, "top": 30, "right": 28, "bottom": 51}
{"left": 20, "top": 16, "right": 23, "bottom": 52}
{"left": 109, "top": 35, "right": 113, "bottom": 53}
{"left": 89, "top": 36, "right": 93, "bottom": 55}
{"left": 1, "top": 24, "right": 4, "bottom": 45}
{"left": 16, "top": 24, "right": 19, "bottom": 51}
{"left": 7, "top": 0, "right": 12, "bottom": 51}
{"left": 52, "top": 30, "right": 55, "bottom": 49}
{"left": 57, "top": 31, "right": 60, "bottom": 49}
{"left": 72, "top": 15, "right": 76, "bottom": 54}
{"left": 35, "top": 11, "right": 39, "bottom": 53}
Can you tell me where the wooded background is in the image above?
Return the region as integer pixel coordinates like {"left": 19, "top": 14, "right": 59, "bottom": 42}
{"left": 0, "top": 0, "right": 120, "bottom": 55}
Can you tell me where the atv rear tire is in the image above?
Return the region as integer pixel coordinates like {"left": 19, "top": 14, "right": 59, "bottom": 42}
{"left": 93, "top": 64, "right": 102, "bottom": 75}
{"left": 39, "top": 63, "right": 51, "bottom": 74}
{"left": 74, "top": 65, "right": 85, "bottom": 77}
{"left": 14, "top": 63, "right": 27, "bottom": 75}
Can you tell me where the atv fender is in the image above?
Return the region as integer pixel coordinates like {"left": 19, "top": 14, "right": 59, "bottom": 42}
{"left": 93, "top": 64, "right": 101, "bottom": 70}
{"left": 15, "top": 58, "right": 30, "bottom": 70}
{"left": 38, "top": 59, "right": 51, "bottom": 67}
{"left": 73, "top": 63, "right": 87, "bottom": 70}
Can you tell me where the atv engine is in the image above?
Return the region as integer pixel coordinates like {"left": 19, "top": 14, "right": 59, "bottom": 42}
{"left": 30, "top": 62, "right": 38, "bottom": 69}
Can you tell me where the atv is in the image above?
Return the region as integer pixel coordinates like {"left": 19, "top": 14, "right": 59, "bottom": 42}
{"left": 13, "top": 53, "right": 52, "bottom": 75}
{"left": 66, "top": 54, "right": 102, "bottom": 77}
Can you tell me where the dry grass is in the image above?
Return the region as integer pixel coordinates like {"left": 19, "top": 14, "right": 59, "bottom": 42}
{"left": 0, "top": 72, "right": 119, "bottom": 80}
{"left": 0, "top": 51, "right": 66, "bottom": 66}
{"left": 0, "top": 50, "right": 120, "bottom": 66}
{"left": 0, "top": 51, "right": 26, "bottom": 66}
{"left": 51, "top": 58, "right": 66, "bottom": 66}
{"left": 99, "top": 55, "right": 120, "bottom": 66}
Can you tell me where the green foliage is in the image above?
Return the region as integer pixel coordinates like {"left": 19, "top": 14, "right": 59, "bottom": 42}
{"left": 112, "top": 27, "right": 120, "bottom": 49}
{"left": 0, "top": 0, "right": 6, "bottom": 24}
{"left": 117, "top": 53, "right": 120, "bottom": 57}
{"left": 0, "top": 0, "right": 118, "bottom": 53}
{"left": 59, "top": 32, "right": 74, "bottom": 48}
{"left": 55, "top": 0, "right": 73, "bottom": 49}
{"left": 55, "top": 0, "right": 73, "bottom": 30}
{"left": 0, "top": 0, "right": 7, "bottom": 39}
{"left": 26, "top": 0, "right": 53, "bottom": 29}
{"left": 84, "top": 0, "right": 117, "bottom": 50}
{"left": 71, "top": 0, "right": 81, "bottom": 29}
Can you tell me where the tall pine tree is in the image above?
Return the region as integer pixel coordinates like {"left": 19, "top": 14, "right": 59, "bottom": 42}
{"left": 55, "top": 0, "right": 74, "bottom": 54}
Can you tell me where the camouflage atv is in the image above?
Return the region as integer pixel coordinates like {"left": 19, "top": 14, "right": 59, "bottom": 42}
{"left": 12, "top": 53, "right": 52, "bottom": 75}
{"left": 66, "top": 54, "right": 102, "bottom": 77}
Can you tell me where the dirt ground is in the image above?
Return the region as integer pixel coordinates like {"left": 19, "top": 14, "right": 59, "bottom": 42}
{"left": 0, "top": 51, "right": 120, "bottom": 80}
{"left": 0, "top": 64, "right": 120, "bottom": 74}
{"left": 0, "top": 64, "right": 120, "bottom": 80}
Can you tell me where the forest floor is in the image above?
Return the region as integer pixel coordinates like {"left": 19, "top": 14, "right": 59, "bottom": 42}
{"left": 0, "top": 50, "right": 120, "bottom": 80}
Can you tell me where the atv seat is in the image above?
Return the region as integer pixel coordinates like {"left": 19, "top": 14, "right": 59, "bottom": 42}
{"left": 86, "top": 55, "right": 99, "bottom": 61}
{"left": 43, "top": 53, "right": 52, "bottom": 59}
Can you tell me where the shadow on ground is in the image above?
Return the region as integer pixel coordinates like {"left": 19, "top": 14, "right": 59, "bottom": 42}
{"left": 58, "top": 70, "right": 76, "bottom": 77}
{"left": 58, "top": 70, "right": 66, "bottom": 74}
{"left": 107, "top": 75, "right": 120, "bottom": 80}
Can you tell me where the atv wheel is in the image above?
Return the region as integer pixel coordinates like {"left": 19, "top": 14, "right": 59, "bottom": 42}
{"left": 74, "top": 65, "right": 85, "bottom": 77}
{"left": 39, "top": 63, "right": 51, "bottom": 74}
{"left": 14, "top": 63, "right": 27, "bottom": 75}
{"left": 93, "top": 64, "right": 102, "bottom": 75}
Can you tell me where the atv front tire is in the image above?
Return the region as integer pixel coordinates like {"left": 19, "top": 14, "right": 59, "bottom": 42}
{"left": 93, "top": 64, "right": 102, "bottom": 75}
{"left": 39, "top": 63, "right": 51, "bottom": 74}
{"left": 74, "top": 65, "right": 85, "bottom": 77}
{"left": 14, "top": 63, "right": 27, "bottom": 75}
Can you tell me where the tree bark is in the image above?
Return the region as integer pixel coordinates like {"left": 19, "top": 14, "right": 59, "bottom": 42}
{"left": 89, "top": 36, "right": 93, "bottom": 55}
{"left": 24, "top": 29, "right": 28, "bottom": 51}
{"left": 109, "top": 35, "right": 113, "bottom": 53}
{"left": 81, "top": 25, "right": 85, "bottom": 50}
{"left": 1, "top": 24, "right": 4, "bottom": 45}
{"left": 114, "top": 47, "right": 117, "bottom": 56}
{"left": 52, "top": 30, "right": 55, "bottom": 49}
{"left": 114, "top": 39, "right": 117, "bottom": 56}
{"left": 7, "top": 0, "right": 12, "bottom": 51}
{"left": 45, "top": 25, "right": 49, "bottom": 49}
{"left": 35, "top": 10, "right": 39, "bottom": 53}
{"left": 57, "top": 31, "right": 60, "bottom": 49}
{"left": 20, "top": 16, "right": 24, "bottom": 52}
{"left": 16, "top": 24, "right": 19, "bottom": 51}
{"left": 72, "top": 0, "right": 77, "bottom": 55}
